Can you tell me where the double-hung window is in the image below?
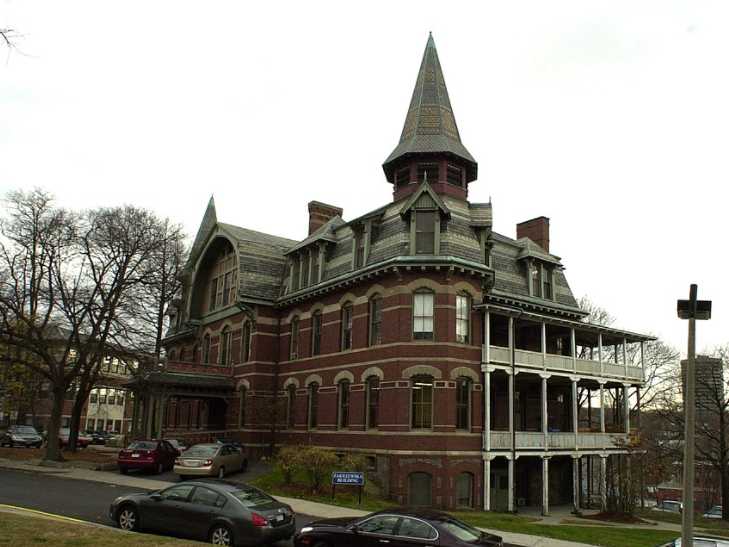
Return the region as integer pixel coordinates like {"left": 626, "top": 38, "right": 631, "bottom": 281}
{"left": 341, "top": 304, "right": 353, "bottom": 351}
{"left": 413, "top": 290, "right": 434, "bottom": 340}
{"left": 415, "top": 211, "right": 436, "bottom": 254}
{"left": 456, "top": 294, "right": 470, "bottom": 344}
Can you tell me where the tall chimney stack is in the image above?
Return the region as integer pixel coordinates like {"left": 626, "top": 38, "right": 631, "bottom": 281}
{"left": 516, "top": 216, "right": 550, "bottom": 252}
{"left": 308, "top": 201, "right": 343, "bottom": 235}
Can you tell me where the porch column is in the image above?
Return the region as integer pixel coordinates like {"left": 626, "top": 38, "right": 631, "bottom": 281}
{"left": 571, "top": 328, "right": 577, "bottom": 373}
{"left": 598, "top": 333, "right": 604, "bottom": 376}
{"left": 508, "top": 372, "right": 514, "bottom": 447}
{"left": 484, "top": 310, "right": 490, "bottom": 364}
{"left": 572, "top": 455, "right": 580, "bottom": 514}
{"left": 572, "top": 378, "right": 579, "bottom": 448}
{"left": 508, "top": 317, "right": 514, "bottom": 449}
{"left": 542, "top": 456, "right": 550, "bottom": 516}
{"left": 483, "top": 457, "right": 491, "bottom": 511}
{"left": 541, "top": 322, "right": 547, "bottom": 369}
{"left": 623, "top": 337, "right": 628, "bottom": 377}
{"left": 507, "top": 456, "right": 515, "bottom": 512}
{"left": 145, "top": 395, "right": 154, "bottom": 438}
{"left": 640, "top": 341, "right": 645, "bottom": 382}
{"left": 156, "top": 394, "right": 167, "bottom": 437}
{"left": 484, "top": 369, "right": 491, "bottom": 452}
{"left": 307, "top": 247, "right": 315, "bottom": 286}
{"left": 541, "top": 374, "right": 549, "bottom": 450}
{"left": 599, "top": 382, "right": 606, "bottom": 434}
{"left": 600, "top": 455, "right": 607, "bottom": 511}
{"left": 623, "top": 384, "right": 631, "bottom": 434}
{"left": 131, "top": 394, "right": 140, "bottom": 437}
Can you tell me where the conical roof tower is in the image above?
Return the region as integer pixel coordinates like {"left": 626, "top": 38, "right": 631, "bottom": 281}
{"left": 383, "top": 33, "right": 477, "bottom": 195}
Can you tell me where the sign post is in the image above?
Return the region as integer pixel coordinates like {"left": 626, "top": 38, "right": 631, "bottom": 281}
{"left": 331, "top": 471, "right": 365, "bottom": 505}
{"left": 677, "top": 284, "right": 712, "bottom": 547}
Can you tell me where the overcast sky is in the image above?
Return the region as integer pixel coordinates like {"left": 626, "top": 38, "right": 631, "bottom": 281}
{"left": 1, "top": 1, "right": 726, "bottom": 354}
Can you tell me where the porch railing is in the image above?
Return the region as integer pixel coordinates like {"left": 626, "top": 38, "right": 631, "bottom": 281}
{"left": 487, "top": 430, "right": 629, "bottom": 450}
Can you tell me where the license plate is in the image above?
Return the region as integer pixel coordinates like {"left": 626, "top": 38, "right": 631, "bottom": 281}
{"left": 131, "top": 453, "right": 140, "bottom": 458}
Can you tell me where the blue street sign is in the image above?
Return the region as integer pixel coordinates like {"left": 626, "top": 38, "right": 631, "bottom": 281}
{"left": 332, "top": 471, "right": 365, "bottom": 486}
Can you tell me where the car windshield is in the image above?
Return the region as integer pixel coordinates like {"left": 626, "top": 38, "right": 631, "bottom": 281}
{"left": 128, "top": 441, "right": 156, "bottom": 450}
{"left": 13, "top": 426, "right": 38, "bottom": 434}
{"left": 440, "top": 519, "right": 483, "bottom": 542}
{"left": 183, "top": 445, "right": 219, "bottom": 458}
{"left": 230, "top": 487, "right": 275, "bottom": 508}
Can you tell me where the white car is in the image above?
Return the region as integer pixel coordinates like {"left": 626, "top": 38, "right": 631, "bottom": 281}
{"left": 703, "top": 506, "right": 723, "bottom": 519}
{"left": 661, "top": 537, "right": 729, "bottom": 547}
{"left": 653, "top": 500, "right": 683, "bottom": 514}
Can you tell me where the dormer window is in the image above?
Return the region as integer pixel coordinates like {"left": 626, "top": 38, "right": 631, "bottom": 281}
{"left": 531, "top": 265, "right": 541, "bottom": 297}
{"left": 291, "top": 259, "right": 300, "bottom": 292}
{"left": 417, "top": 163, "right": 439, "bottom": 183}
{"left": 311, "top": 250, "right": 320, "bottom": 284}
{"left": 301, "top": 254, "right": 310, "bottom": 288}
{"left": 354, "top": 228, "right": 365, "bottom": 268}
{"left": 446, "top": 164, "right": 463, "bottom": 187}
{"left": 543, "top": 266, "right": 553, "bottom": 300}
{"left": 208, "top": 248, "right": 237, "bottom": 312}
{"left": 415, "top": 210, "right": 436, "bottom": 254}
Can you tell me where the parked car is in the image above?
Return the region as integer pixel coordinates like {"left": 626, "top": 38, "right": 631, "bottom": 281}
{"left": 295, "top": 507, "right": 504, "bottom": 547}
{"left": 659, "top": 537, "right": 729, "bottom": 546}
{"left": 58, "top": 428, "right": 91, "bottom": 448}
{"left": 117, "top": 439, "right": 179, "bottom": 474}
{"left": 0, "top": 425, "right": 43, "bottom": 448}
{"left": 174, "top": 443, "right": 248, "bottom": 480}
{"left": 704, "top": 506, "right": 723, "bottom": 519}
{"left": 110, "top": 480, "right": 295, "bottom": 546}
{"left": 653, "top": 500, "right": 683, "bottom": 514}
{"left": 165, "top": 439, "right": 188, "bottom": 453}
{"left": 85, "top": 430, "right": 110, "bottom": 445}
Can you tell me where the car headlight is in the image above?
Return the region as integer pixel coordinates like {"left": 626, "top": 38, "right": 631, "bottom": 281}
{"left": 300, "top": 526, "right": 313, "bottom": 534}
{"left": 11, "top": 435, "right": 22, "bottom": 441}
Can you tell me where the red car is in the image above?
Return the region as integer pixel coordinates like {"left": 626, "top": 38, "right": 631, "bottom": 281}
{"left": 58, "top": 428, "right": 91, "bottom": 448}
{"left": 118, "top": 440, "right": 180, "bottom": 475}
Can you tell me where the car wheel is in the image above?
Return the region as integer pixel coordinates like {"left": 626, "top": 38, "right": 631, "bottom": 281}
{"left": 117, "top": 505, "right": 139, "bottom": 531}
{"left": 156, "top": 463, "right": 164, "bottom": 474}
{"left": 217, "top": 466, "right": 225, "bottom": 479}
{"left": 209, "top": 524, "right": 233, "bottom": 546}
{"left": 119, "top": 467, "right": 128, "bottom": 475}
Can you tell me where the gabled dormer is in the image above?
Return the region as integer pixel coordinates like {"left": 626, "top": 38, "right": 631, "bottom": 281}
{"left": 399, "top": 180, "right": 451, "bottom": 255}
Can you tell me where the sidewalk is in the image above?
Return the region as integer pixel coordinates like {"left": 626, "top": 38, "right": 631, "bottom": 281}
{"left": 0, "top": 457, "right": 599, "bottom": 547}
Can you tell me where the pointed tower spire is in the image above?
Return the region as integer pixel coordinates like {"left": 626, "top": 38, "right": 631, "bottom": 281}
{"left": 383, "top": 34, "right": 477, "bottom": 189}
{"left": 190, "top": 195, "right": 218, "bottom": 262}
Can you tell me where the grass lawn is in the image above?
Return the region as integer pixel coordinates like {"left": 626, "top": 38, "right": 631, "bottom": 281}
{"left": 636, "top": 509, "right": 729, "bottom": 537}
{"left": 252, "top": 469, "right": 679, "bottom": 547}
{"left": 0, "top": 447, "right": 116, "bottom": 464}
{"left": 0, "top": 512, "right": 203, "bottom": 546}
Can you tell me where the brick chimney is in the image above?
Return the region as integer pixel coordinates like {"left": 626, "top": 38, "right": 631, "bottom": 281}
{"left": 516, "top": 216, "right": 550, "bottom": 252}
{"left": 308, "top": 201, "right": 343, "bottom": 235}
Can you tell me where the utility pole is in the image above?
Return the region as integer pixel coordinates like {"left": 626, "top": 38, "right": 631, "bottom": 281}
{"left": 677, "top": 284, "right": 712, "bottom": 547}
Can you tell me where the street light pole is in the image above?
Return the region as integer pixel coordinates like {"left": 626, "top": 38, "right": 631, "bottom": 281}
{"left": 677, "top": 284, "right": 712, "bottom": 547}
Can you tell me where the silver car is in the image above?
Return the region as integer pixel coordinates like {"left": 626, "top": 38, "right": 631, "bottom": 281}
{"left": 174, "top": 443, "right": 248, "bottom": 480}
{"left": 703, "top": 506, "right": 723, "bottom": 519}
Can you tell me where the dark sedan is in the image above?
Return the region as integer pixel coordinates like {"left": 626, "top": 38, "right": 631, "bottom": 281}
{"left": 295, "top": 507, "right": 503, "bottom": 547}
{"left": 0, "top": 425, "right": 43, "bottom": 448}
{"left": 109, "top": 480, "right": 295, "bottom": 546}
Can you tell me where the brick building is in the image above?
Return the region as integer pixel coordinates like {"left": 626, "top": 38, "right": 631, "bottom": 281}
{"left": 128, "top": 34, "right": 653, "bottom": 513}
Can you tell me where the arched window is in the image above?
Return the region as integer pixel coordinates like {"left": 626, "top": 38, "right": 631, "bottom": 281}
{"left": 341, "top": 304, "right": 353, "bottom": 351}
{"left": 338, "top": 379, "right": 350, "bottom": 429}
{"left": 408, "top": 472, "right": 433, "bottom": 506}
{"left": 456, "top": 293, "right": 470, "bottom": 344}
{"left": 208, "top": 246, "right": 237, "bottom": 312}
{"left": 202, "top": 335, "right": 211, "bottom": 364}
{"left": 307, "top": 382, "right": 319, "bottom": 429}
{"left": 413, "top": 290, "right": 434, "bottom": 340}
{"left": 290, "top": 317, "right": 300, "bottom": 360}
{"left": 179, "top": 347, "right": 186, "bottom": 362}
{"left": 238, "top": 385, "right": 247, "bottom": 427}
{"left": 241, "top": 321, "right": 252, "bottom": 363}
{"left": 311, "top": 311, "right": 322, "bottom": 356}
{"left": 220, "top": 326, "right": 232, "bottom": 366}
{"left": 168, "top": 349, "right": 176, "bottom": 361}
{"left": 456, "top": 377, "right": 472, "bottom": 430}
{"left": 286, "top": 385, "right": 296, "bottom": 429}
{"left": 366, "top": 376, "right": 380, "bottom": 429}
{"left": 411, "top": 375, "right": 434, "bottom": 429}
{"left": 456, "top": 472, "right": 474, "bottom": 508}
{"left": 192, "top": 344, "right": 198, "bottom": 363}
{"left": 369, "top": 295, "right": 383, "bottom": 346}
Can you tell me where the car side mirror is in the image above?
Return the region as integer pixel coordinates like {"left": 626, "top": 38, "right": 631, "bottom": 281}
{"left": 150, "top": 493, "right": 162, "bottom": 502}
{"left": 350, "top": 525, "right": 360, "bottom": 534}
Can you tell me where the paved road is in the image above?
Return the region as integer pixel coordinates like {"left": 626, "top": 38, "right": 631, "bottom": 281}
{"left": 0, "top": 468, "right": 315, "bottom": 546}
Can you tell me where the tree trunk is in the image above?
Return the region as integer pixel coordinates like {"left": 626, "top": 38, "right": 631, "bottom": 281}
{"left": 67, "top": 388, "right": 88, "bottom": 452}
{"left": 43, "top": 386, "right": 66, "bottom": 462}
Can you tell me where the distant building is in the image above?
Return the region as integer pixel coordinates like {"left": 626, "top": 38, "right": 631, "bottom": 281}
{"left": 682, "top": 355, "right": 723, "bottom": 421}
